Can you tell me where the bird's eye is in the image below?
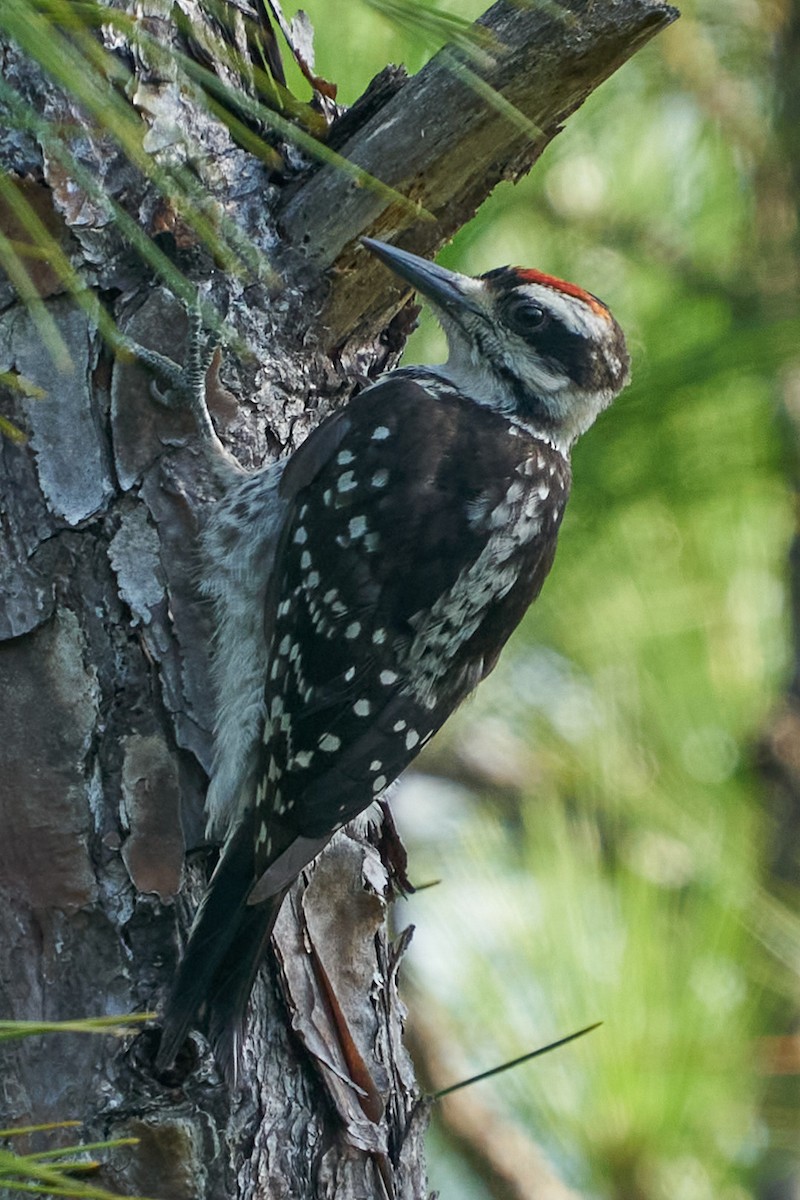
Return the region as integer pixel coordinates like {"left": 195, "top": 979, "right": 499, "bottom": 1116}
{"left": 506, "top": 300, "right": 548, "bottom": 334}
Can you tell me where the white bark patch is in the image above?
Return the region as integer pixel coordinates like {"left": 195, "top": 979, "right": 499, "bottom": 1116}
{"left": 15, "top": 302, "right": 114, "bottom": 522}
{"left": 108, "top": 507, "right": 166, "bottom": 627}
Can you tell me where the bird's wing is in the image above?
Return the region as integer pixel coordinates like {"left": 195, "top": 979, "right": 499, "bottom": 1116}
{"left": 253, "top": 375, "right": 568, "bottom": 857}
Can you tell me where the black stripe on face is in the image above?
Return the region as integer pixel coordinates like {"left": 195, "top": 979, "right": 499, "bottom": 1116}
{"left": 525, "top": 315, "right": 600, "bottom": 390}
{"left": 494, "top": 293, "right": 628, "bottom": 394}
{"left": 480, "top": 268, "right": 626, "bottom": 394}
{"left": 484, "top": 295, "right": 595, "bottom": 391}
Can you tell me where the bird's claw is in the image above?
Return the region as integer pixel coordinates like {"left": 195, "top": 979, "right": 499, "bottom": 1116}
{"left": 117, "top": 293, "right": 221, "bottom": 444}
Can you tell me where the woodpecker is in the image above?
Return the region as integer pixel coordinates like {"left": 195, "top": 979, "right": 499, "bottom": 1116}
{"left": 150, "top": 238, "right": 630, "bottom": 1079}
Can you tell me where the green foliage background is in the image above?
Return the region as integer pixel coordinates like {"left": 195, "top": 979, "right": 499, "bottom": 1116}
{"left": 298, "top": 2, "right": 800, "bottom": 1197}
{"left": 2, "top": 0, "right": 798, "bottom": 1196}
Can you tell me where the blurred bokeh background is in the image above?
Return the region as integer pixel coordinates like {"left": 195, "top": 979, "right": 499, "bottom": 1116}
{"left": 4, "top": 0, "right": 796, "bottom": 1193}
{"left": 297, "top": 2, "right": 800, "bottom": 1197}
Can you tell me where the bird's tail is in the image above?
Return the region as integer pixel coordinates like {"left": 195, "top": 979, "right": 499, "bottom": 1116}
{"left": 204, "top": 896, "right": 286, "bottom": 1082}
{"left": 154, "top": 824, "right": 286, "bottom": 1084}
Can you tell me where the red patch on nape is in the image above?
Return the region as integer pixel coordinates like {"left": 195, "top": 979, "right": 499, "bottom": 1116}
{"left": 515, "top": 268, "right": 609, "bottom": 317}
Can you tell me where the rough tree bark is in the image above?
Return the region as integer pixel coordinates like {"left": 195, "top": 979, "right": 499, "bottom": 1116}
{"left": 0, "top": 2, "right": 677, "bottom": 1197}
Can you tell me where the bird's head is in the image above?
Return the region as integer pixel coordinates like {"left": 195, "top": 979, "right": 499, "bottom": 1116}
{"left": 362, "top": 237, "right": 630, "bottom": 454}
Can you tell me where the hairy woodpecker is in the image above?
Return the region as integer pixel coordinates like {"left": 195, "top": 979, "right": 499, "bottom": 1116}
{"left": 150, "top": 238, "right": 630, "bottom": 1079}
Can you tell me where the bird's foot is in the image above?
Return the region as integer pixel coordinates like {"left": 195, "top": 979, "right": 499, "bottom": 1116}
{"left": 115, "top": 294, "right": 220, "bottom": 444}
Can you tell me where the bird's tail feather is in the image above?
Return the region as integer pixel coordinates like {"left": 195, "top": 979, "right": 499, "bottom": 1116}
{"left": 155, "top": 824, "right": 284, "bottom": 1078}
{"left": 204, "top": 896, "right": 286, "bottom": 1085}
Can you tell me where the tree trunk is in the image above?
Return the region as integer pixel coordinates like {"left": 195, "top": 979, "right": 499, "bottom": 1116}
{"left": 0, "top": 2, "right": 677, "bottom": 1197}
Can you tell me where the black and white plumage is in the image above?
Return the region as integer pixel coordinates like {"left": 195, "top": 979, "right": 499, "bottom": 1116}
{"left": 153, "top": 238, "right": 630, "bottom": 1078}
